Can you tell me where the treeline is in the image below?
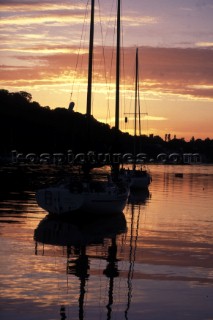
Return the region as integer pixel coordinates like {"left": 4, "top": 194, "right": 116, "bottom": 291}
{"left": 0, "top": 89, "right": 213, "bottom": 163}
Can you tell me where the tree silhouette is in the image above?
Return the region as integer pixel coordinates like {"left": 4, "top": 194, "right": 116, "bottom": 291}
{"left": 0, "top": 89, "right": 213, "bottom": 163}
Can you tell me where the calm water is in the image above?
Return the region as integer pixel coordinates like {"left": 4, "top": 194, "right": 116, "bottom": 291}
{"left": 0, "top": 165, "right": 213, "bottom": 320}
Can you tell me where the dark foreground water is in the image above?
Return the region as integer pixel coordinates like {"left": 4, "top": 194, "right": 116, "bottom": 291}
{"left": 0, "top": 165, "right": 213, "bottom": 320}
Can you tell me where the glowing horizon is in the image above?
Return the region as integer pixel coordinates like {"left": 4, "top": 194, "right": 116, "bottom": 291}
{"left": 0, "top": 0, "right": 213, "bottom": 141}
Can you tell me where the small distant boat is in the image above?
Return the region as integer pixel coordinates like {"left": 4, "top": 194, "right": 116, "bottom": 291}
{"left": 129, "top": 167, "right": 152, "bottom": 189}
{"left": 119, "top": 49, "right": 151, "bottom": 190}
{"left": 120, "top": 166, "right": 151, "bottom": 189}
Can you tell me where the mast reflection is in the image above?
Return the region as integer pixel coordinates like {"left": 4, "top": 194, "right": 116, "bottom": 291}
{"left": 103, "top": 236, "right": 119, "bottom": 320}
{"left": 67, "top": 245, "right": 89, "bottom": 320}
{"left": 124, "top": 189, "right": 150, "bottom": 319}
{"left": 34, "top": 213, "right": 127, "bottom": 320}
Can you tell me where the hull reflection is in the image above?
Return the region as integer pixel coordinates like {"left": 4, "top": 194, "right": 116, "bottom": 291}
{"left": 34, "top": 212, "right": 127, "bottom": 247}
{"left": 34, "top": 213, "right": 128, "bottom": 320}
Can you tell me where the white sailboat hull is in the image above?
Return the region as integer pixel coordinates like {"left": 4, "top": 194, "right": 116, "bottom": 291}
{"left": 36, "top": 184, "right": 129, "bottom": 216}
{"left": 36, "top": 187, "right": 84, "bottom": 215}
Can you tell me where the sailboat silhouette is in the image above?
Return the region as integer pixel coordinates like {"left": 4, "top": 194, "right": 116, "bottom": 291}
{"left": 35, "top": 0, "right": 129, "bottom": 216}
{"left": 120, "top": 48, "right": 152, "bottom": 189}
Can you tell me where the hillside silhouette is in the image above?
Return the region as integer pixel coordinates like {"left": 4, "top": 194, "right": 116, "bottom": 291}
{"left": 0, "top": 89, "right": 213, "bottom": 164}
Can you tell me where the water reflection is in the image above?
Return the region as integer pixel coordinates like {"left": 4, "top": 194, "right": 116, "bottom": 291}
{"left": 1, "top": 165, "right": 213, "bottom": 319}
{"left": 33, "top": 188, "right": 152, "bottom": 319}
{"left": 34, "top": 213, "right": 127, "bottom": 319}
{"left": 34, "top": 213, "right": 127, "bottom": 247}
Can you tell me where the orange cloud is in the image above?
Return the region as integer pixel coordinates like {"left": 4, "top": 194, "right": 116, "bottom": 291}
{"left": 1, "top": 46, "right": 212, "bottom": 100}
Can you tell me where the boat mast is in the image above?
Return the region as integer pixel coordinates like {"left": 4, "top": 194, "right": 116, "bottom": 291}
{"left": 86, "top": 0, "right": 95, "bottom": 116}
{"left": 138, "top": 76, "right": 141, "bottom": 137}
{"left": 134, "top": 48, "right": 138, "bottom": 138}
{"left": 115, "top": 0, "right": 120, "bottom": 130}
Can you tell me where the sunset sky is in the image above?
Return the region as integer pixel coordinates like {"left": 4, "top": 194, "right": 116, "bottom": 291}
{"left": 0, "top": 0, "right": 213, "bottom": 140}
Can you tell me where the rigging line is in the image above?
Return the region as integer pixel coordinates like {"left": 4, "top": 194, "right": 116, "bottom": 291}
{"left": 104, "top": 0, "right": 116, "bottom": 45}
{"left": 133, "top": 205, "right": 141, "bottom": 265}
{"left": 126, "top": 54, "right": 135, "bottom": 134}
{"left": 125, "top": 205, "right": 135, "bottom": 319}
{"left": 63, "top": 250, "right": 71, "bottom": 320}
{"left": 144, "top": 95, "right": 149, "bottom": 136}
{"left": 76, "top": 4, "right": 90, "bottom": 112}
{"left": 54, "top": 247, "right": 64, "bottom": 312}
{"left": 70, "top": 0, "right": 90, "bottom": 103}
{"left": 98, "top": 257, "right": 103, "bottom": 315}
{"left": 139, "top": 53, "right": 149, "bottom": 136}
{"left": 125, "top": 204, "right": 141, "bottom": 319}
{"left": 138, "top": 81, "right": 144, "bottom": 153}
{"left": 140, "top": 99, "right": 148, "bottom": 137}
{"left": 93, "top": 0, "right": 107, "bottom": 119}
{"left": 96, "top": 0, "right": 111, "bottom": 122}
{"left": 105, "top": 0, "right": 116, "bottom": 124}
{"left": 121, "top": 42, "right": 125, "bottom": 131}
{"left": 137, "top": 52, "right": 142, "bottom": 137}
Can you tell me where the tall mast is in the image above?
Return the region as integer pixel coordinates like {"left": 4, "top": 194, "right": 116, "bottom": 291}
{"left": 86, "top": 0, "right": 95, "bottom": 116}
{"left": 115, "top": 0, "right": 120, "bottom": 130}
